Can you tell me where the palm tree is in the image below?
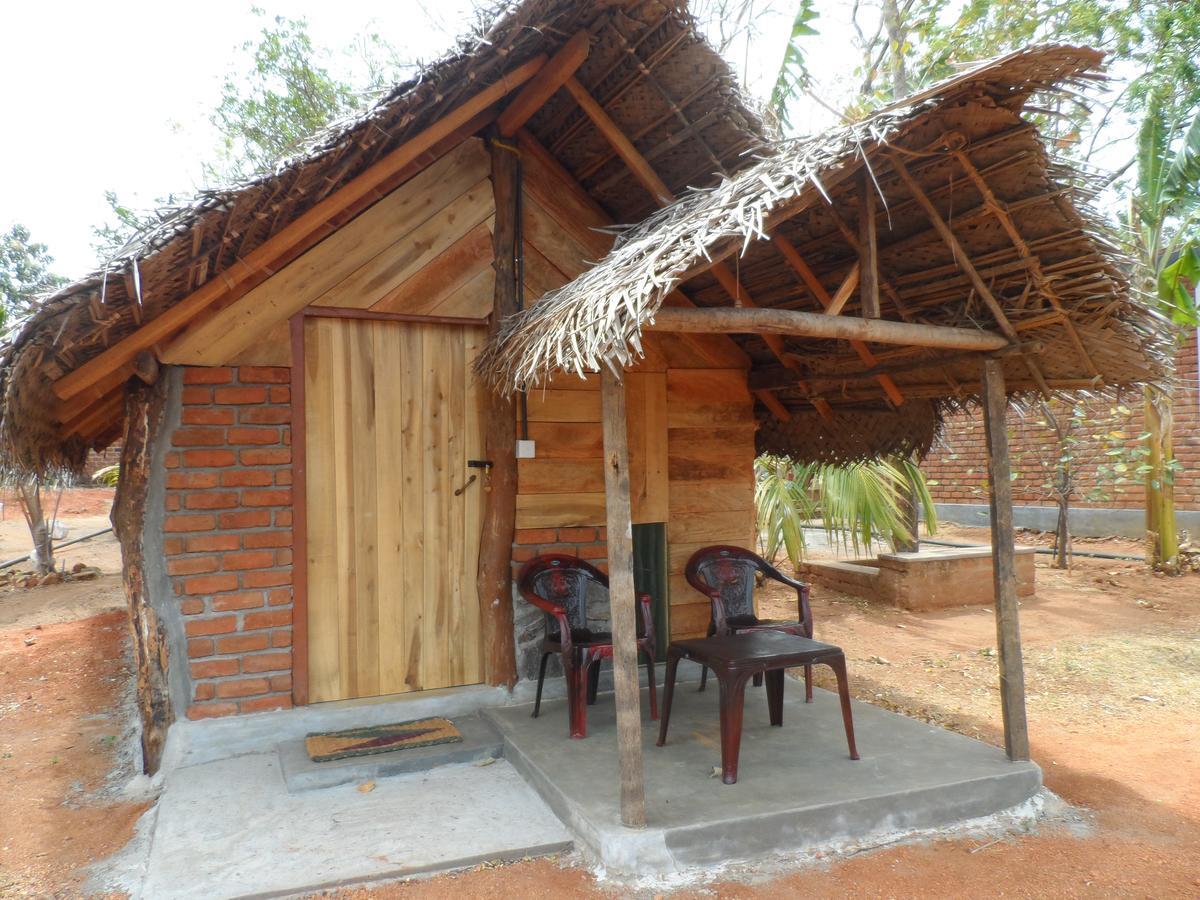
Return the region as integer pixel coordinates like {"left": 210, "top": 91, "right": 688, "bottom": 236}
{"left": 1130, "top": 97, "right": 1200, "bottom": 570}
{"left": 755, "top": 455, "right": 937, "bottom": 570}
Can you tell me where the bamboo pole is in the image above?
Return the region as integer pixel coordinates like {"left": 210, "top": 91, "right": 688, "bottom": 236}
{"left": 645, "top": 306, "right": 1010, "bottom": 351}
{"left": 600, "top": 366, "right": 647, "bottom": 828}
{"left": 981, "top": 358, "right": 1031, "bottom": 761}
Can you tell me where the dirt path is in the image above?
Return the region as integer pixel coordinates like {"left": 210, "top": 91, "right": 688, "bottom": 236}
{"left": 0, "top": 611, "right": 147, "bottom": 897}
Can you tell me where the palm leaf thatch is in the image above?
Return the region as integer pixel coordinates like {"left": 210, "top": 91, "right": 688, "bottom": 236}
{"left": 0, "top": 0, "right": 766, "bottom": 475}
{"left": 478, "top": 45, "right": 1173, "bottom": 464}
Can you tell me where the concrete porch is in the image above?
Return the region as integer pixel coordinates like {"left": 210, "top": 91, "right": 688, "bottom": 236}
{"left": 485, "top": 678, "right": 1042, "bottom": 876}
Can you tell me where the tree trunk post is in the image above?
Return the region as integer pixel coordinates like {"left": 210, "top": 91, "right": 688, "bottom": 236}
{"left": 18, "top": 480, "right": 53, "bottom": 574}
{"left": 981, "top": 359, "right": 1030, "bottom": 762}
{"left": 113, "top": 380, "right": 174, "bottom": 773}
{"left": 600, "top": 365, "right": 647, "bottom": 828}
{"left": 477, "top": 136, "right": 521, "bottom": 689}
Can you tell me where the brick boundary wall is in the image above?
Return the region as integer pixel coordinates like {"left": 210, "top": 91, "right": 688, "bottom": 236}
{"left": 161, "top": 366, "right": 294, "bottom": 719}
{"left": 923, "top": 330, "right": 1200, "bottom": 512}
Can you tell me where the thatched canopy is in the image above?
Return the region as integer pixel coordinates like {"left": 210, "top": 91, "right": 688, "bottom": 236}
{"left": 1, "top": 0, "right": 766, "bottom": 474}
{"left": 480, "top": 45, "right": 1170, "bottom": 463}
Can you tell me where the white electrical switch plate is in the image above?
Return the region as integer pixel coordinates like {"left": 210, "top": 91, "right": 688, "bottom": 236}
{"left": 515, "top": 439, "right": 537, "bottom": 459}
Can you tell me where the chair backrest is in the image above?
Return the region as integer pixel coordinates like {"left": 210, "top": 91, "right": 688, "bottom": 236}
{"left": 517, "top": 554, "right": 608, "bottom": 632}
{"left": 685, "top": 545, "right": 761, "bottom": 624}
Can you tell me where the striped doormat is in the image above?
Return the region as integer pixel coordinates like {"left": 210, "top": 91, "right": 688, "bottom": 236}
{"left": 305, "top": 717, "right": 462, "bottom": 763}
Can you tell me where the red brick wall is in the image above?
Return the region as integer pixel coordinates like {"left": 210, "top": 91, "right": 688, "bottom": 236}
{"left": 512, "top": 527, "right": 609, "bottom": 576}
{"left": 923, "top": 330, "right": 1200, "bottom": 511}
{"left": 161, "top": 366, "right": 294, "bottom": 719}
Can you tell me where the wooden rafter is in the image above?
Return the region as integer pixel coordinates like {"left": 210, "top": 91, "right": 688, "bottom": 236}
{"left": 497, "top": 31, "right": 591, "bottom": 136}
{"left": 948, "top": 145, "right": 1100, "bottom": 377}
{"left": 562, "top": 75, "right": 835, "bottom": 421}
{"left": 52, "top": 54, "right": 549, "bottom": 409}
{"left": 770, "top": 236, "right": 904, "bottom": 406}
{"left": 886, "top": 151, "right": 1053, "bottom": 398}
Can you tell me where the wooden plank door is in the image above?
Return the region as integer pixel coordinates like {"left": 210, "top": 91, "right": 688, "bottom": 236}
{"left": 303, "top": 317, "right": 485, "bottom": 702}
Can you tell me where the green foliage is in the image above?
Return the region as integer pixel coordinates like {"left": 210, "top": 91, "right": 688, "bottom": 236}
{"left": 0, "top": 224, "right": 67, "bottom": 328}
{"left": 754, "top": 454, "right": 937, "bottom": 569}
{"left": 207, "top": 8, "right": 404, "bottom": 183}
{"left": 91, "top": 464, "right": 121, "bottom": 487}
{"left": 768, "top": 0, "right": 819, "bottom": 131}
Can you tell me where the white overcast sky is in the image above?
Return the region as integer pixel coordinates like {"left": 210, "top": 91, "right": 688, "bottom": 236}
{"left": 5, "top": 0, "right": 1127, "bottom": 283}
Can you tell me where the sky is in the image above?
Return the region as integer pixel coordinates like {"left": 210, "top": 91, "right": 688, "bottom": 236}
{"left": 2, "top": 0, "right": 1128, "bottom": 284}
{"left": 1, "top": 0, "right": 868, "bottom": 282}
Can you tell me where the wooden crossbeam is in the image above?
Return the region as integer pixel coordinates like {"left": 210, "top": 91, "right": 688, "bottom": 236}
{"left": 825, "top": 263, "right": 861, "bottom": 317}
{"left": 886, "top": 151, "right": 1052, "bottom": 398}
{"left": 770, "top": 236, "right": 904, "bottom": 406}
{"left": 52, "top": 54, "right": 549, "bottom": 408}
{"left": 645, "top": 306, "right": 1010, "bottom": 351}
{"left": 497, "top": 32, "right": 591, "bottom": 136}
{"left": 949, "top": 146, "right": 1100, "bottom": 377}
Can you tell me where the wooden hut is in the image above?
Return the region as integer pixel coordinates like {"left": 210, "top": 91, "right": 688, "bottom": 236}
{"left": 0, "top": 0, "right": 1164, "bottom": 796}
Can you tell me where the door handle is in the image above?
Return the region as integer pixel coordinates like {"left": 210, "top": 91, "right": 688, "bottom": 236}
{"left": 453, "top": 474, "right": 477, "bottom": 497}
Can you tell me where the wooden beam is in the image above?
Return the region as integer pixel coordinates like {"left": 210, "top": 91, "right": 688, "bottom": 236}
{"left": 754, "top": 389, "right": 792, "bottom": 421}
{"left": 477, "top": 137, "right": 521, "bottom": 690}
{"left": 825, "top": 262, "right": 860, "bottom": 317}
{"left": 770, "top": 235, "right": 904, "bottom": 406}
{"left": 515, "top": 128, "right": 749, "bottom": 370}
{"left": 980, "top": 358, "right": 1030, "bottom": 761}
{"left": 887, "top": 151, "right": 1054, "bottom": 398}
{"left": 858, "top": 174, "right": 881, "bottom": 319}
{"left": 565, "top": 76, "right": 672, "bottom": 203}
{"left": 563, "top": 78, "right": 833, "bottom": 420}
{"left": 600, "top": 367, "right": 648, "bottom": 828}
{"left": 289, "top": 315, "right": 310, "bottom": 707}
{"left": 645, "top": 306, "right": 1010, "bottom": 351}
{"left": 949, "top": 147, "right": 1100, "bottom": 378}
{"left": 52, "top": 54, "right": 548, "bottom": 406}
{"left": 497, "top": 32, "right": 591, "bottom": 136}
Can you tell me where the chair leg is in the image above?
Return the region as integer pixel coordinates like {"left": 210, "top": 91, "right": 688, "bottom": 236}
{"left": 698, "top": 665, "right": 708, "bottom": 692}
{"left": 752, "top": 672, "right": 764, "bottom": 688}
{"left": 565, "top": 658, "right": 588, "bottom": 739}
{"left": 804, "top": 664, "right": 813, "bottom": 703}
{"left": 828, "top": 654, "right": 860, "bottom": 760}
{"left": 587, "top": 657, "right": 601, "bottom": 705}
{"left": 532, "top": 652, "right": 551, "bottom": 718}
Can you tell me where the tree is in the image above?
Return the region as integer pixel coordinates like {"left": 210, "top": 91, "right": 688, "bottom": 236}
{"left": 206, "top": 9, "right": 403, "bottom": 184}
{"left": 0, "top": 224, "right": 67, "bottom": 328}
{"left": 93, "top": 10, "right": 405, "bottom": 261}
{"left": 1130, "top": 97, "right": 1200, "bottom": 570}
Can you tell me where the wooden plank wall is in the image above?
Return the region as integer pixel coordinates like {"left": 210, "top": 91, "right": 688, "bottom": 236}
{"left": 162, "top": 138, "right": 495, "bottom": 368}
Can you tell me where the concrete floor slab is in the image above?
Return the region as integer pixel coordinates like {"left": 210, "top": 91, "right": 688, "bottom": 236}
{"left": 138, "top": 754, "right": 571, "bottom": 899}
{"left": 278, "top": 714, "right": 504, "bottom": 792}
{"left": 486, "top": 684, "right": 1041, "bottom": 876}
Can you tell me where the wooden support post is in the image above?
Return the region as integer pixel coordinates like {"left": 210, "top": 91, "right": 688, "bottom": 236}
{"left": 476, "top": 137, "right": 521, "bottom": 689}
{"left": 858, "top": 174, "right": 881, "bottom": 319}
{"left": 600, "top": 366, "right": 648, "bottom": 828}
{"left": 113, "top": 378, "right": 174, "bottom": 774}
{"left": 981, "top": 358, "right": 1031, "bottom": 762}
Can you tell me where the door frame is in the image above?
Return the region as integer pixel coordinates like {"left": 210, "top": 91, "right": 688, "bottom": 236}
{"left": 289, "top": 306, "right": 489, "bottom": 706}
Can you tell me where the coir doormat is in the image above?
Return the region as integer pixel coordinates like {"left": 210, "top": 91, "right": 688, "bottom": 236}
{"left": 305, "top": 717, "right": 462, "bottom": 763}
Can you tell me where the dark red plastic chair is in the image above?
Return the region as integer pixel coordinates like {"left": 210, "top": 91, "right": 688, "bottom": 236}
{"left": 517, "top": 554, "right": 658, "bottom": 739}
{"left": 685, "top": 545, "right": 814, "bottom": 700}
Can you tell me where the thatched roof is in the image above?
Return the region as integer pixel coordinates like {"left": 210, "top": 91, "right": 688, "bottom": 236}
{"left": 479, "top": 45, "right": 1171, "bottom": 463}
{"left": 1, "top": 0, "right": 766, "bottom": 474}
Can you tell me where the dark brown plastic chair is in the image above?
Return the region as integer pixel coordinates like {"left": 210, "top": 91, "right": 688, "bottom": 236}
{"left": 517, "top": 554, "right": 658, "bottom": 739}
{"left": 685, "top": 545, "right": 814, "bottom": 699}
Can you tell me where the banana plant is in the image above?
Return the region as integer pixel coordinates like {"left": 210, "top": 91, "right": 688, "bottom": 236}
{"left": 755, "top": 454, "right": 938, "bottom": 570}
{"left": 1131, "top": 95, "right": 1200, "bottom": 569}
